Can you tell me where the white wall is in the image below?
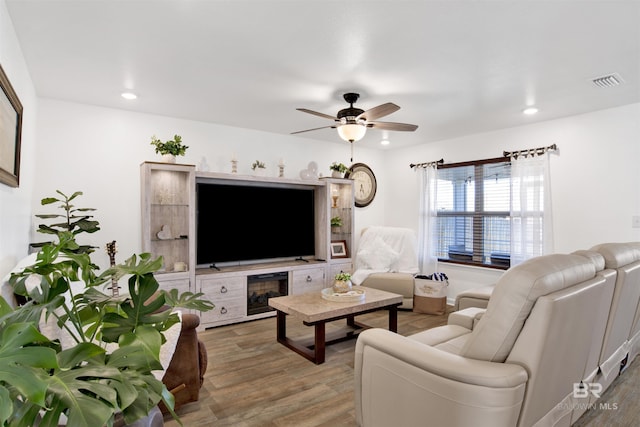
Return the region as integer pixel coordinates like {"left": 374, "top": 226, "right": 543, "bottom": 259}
{"left": 26, "top": 100, "right": 640, "bottom": 299}
{"left": 385, "top": 103, "right": 640, "bottom": 298}
{"left": 0, "top": 0, "right": 38, "bottom": 279}
{"left": 33, "top": 99, "right": 384, "bottom": 269}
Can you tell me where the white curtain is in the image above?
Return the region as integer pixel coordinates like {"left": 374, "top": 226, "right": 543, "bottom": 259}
{"left": 510, "top": 152, "right": 554, "bottom": 266}
{"left": 417, "top": 165, "right": 438, "bottom": 274}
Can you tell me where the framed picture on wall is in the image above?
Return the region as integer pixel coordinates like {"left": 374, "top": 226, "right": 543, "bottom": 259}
{"left": 330, "top": 240, "right": 349, "bottom": 259}
{"left": 0, "top": 63, "right": 23, "bottom": 188}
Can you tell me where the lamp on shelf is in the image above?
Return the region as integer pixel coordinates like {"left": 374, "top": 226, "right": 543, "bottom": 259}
{"left": 331, "top": 186, "right": 340, "bottom": 208}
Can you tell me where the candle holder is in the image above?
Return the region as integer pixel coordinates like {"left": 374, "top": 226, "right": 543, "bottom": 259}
{"left": 278, "top": 164, "right": 285, "bottom": 177}
{"left": 331, "top": 186, "right": 339, "bottom": 208}
{"left": 231, "top": 159, "right": 238, "bottom": 174}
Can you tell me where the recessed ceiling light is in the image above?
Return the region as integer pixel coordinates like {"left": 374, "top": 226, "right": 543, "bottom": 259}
{"left": 121, "top": 92, "right": 137, "bottom": 100}
{"left": 522, "top": 107, "right": 538, "bottom": 115}
{"left": 380, "top": 139, "right": 390, "bottom": 146}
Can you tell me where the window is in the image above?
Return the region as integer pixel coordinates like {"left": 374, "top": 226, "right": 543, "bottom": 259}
{"left": 436, "top": 158, "right": 511, "bottom": 269}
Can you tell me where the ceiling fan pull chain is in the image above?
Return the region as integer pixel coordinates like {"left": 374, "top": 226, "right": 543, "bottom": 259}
{"left": 351, "top": 142, "right": 354, "bottom": 162}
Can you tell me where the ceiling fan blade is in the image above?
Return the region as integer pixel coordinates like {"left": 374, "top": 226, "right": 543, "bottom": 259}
{"left": 291, "top": 125, "right": 337, "bottom": 135}
{"left": 368, "top": 121, "right": 418, "bottom": 132}
{"left": 357, "top": 102, "right": 400, "bottom": 121}
{"left": 296, "top": 108, "right": 338, "bottom": 121}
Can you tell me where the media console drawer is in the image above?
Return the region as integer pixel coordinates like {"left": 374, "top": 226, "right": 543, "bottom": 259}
{"left": 197, "top": 276, "right": 245, "bottom": 325}
{"left": 198, "top": 276, "right": 245, "bottom": 299}
{"left": 291, "top": 267, "right": 326, "bottom": 294}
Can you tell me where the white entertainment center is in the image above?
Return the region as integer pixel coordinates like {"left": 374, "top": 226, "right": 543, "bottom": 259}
{"left": 140, "top": 162, "right": 355, "bottom": 329}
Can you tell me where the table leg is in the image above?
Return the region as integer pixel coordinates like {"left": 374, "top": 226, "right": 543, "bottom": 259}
{"left": 277, "top": 310, "right": 286, "bottom": 341}
{"left": 314, "top": 322, "right": 326, "bottom": 364}
{"left": 346, "top": 315, "right": 355, "bottom": 328}
{"left": 389, "top": 305, "right": 398, "bottom": 333}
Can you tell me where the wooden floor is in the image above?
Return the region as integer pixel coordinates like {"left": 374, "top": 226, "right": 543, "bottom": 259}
{"left": 164, "top": 307, "right": 639, "bottom": 427}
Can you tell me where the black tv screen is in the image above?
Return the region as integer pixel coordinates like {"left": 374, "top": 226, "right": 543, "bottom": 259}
{"left": 196, "top": 181, "right": 316, "bottom": 266}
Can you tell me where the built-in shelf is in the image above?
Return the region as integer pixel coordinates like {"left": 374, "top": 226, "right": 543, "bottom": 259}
{"left": 140, "top": 164, "right": 355, "bottom": 329}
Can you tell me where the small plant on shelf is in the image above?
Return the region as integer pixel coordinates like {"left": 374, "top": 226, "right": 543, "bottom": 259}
{"left": 335, "top": 272, "right": 351, "bottom": 282}
{"left": 330, "top": 216, "right": 342, "bottom": 227}
{"left": 150, "top": 134, "right": 188, "bottom": 156}
{"left": 251, "top": 160, "right": 266, "bottom": 170}
{"left": 329, "top": 162, "right": 348, "bottom": 173}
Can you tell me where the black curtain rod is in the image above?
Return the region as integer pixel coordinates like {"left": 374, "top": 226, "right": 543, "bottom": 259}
{"left": 409, "top": 158, "right": 444, "bottom": 169}
{"left": 503, "top": 143, "right": 558, "bottom": 159}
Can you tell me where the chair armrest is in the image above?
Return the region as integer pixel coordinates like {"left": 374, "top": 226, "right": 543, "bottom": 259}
{"left": 355, "top": 328, "right": 528, "bottom": 427}
{"left": 356, "top": 328, "right": 527, "bottom": 387}
{"left": 181, "top": 313, "right": 201, "bottom": 330}
{"left": 448, "top": 307, "right": 486, "bottom": 330}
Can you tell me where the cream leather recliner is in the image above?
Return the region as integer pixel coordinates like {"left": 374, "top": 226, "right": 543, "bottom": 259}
{"left": 351, "top": 226, "right": 420, "bottom": 309}
{"left": 588, "top": 243, "right": 640, "bottom": 389}
{"left": 355, "top": 253, "right": 614, "bottom": 427}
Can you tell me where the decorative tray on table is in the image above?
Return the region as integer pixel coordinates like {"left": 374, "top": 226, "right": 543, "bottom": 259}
{"left": 321, "top": 287, "right": 365, "bottom": 302}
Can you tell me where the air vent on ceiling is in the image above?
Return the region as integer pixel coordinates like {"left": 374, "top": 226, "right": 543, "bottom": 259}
{"left": 591, "top": 73, "right": 624, "bottom": 88}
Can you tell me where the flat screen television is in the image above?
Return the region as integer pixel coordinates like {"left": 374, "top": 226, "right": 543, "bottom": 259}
{"left": 196, "top": 180, "right": 316, "bottom": 267}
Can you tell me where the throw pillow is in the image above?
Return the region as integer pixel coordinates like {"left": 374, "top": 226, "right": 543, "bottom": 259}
{"left": 357, "top": 236, "right": 400, "bottom": 270}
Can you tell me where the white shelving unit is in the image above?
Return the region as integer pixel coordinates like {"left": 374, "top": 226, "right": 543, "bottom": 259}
{"left": 140, "top": 167, "right": 355, "bottom": 329}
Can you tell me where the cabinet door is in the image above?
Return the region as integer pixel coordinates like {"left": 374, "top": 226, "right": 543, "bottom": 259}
{"left": 197, "top": 276, "right": 245, "bottom": 324}
{"left": 291, "top": 267, "right": 326, "bottom": 295}
{"left": 156, "top": 277, "right": 190, "bottom": 295}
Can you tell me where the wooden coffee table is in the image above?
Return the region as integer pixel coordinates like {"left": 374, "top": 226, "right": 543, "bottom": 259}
{"left": 268, "top": 286, "right": 403, "bottom": 364}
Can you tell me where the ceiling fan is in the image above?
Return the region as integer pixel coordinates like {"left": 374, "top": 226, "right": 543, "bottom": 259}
{"left": 292, "top": 93, "right": 418, "bottom": 145}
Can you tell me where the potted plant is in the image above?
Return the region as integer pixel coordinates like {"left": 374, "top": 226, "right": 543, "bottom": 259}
{"left": 330, "top": 216, "right": 342, "bottom": 227}
{"left": 150, "top": 134, "right": 188, "bottom": 163}
{"left": 332, "top": 272, "right": 352, "bottom": 293}
{"left": 0, "top": 190, "right": 213, "bottom": 426}
{"left": 329, "top": 162, "right": 348, "bottom": 178}
{"left": 251, "top": 160, "right": 266, "bottom": 176}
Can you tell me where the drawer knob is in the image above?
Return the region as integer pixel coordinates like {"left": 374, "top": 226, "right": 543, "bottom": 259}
{"left": 306, "top": 275, "right": 312, "bottom": 282}
{"left": 220, "top": 307, "right": 228, "bottom": 314}
{"left": 220, "top": 286, "right": 228, "bottom": 294}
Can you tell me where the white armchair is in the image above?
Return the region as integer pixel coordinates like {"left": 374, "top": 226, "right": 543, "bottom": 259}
{"left": 355, "top": 253, "right": 614, "bottom": 427}
{"left": 351, "top": 226, "right": 419, "bottom": 308}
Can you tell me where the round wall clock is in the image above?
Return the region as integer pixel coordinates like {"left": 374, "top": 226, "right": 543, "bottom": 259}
{"left": 345, "top": 163, "right": 377, "bottom": 207}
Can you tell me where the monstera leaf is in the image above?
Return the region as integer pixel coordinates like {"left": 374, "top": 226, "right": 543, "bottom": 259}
{"left": 43, "top": 365, "right": 120, "bottom": 427}
{"left": 163, "top": 288, "right": 215, "bottom": 312}
{"left": 0, "top": 323, "right": 58, "bottom": 425}
{"left": 100, "top": 273, "right": 176, "bottom": 343}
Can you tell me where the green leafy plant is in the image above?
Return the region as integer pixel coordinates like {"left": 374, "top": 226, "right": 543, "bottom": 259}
{"left": 329, "top": 162, "right": 348, "bottom": 173}
{"left": 251, "top": 160, "right": 266, "bottom": 170}
{"left": 31, "top": 190, "right": 100, "bottom": 254}
{"left": 0, "top": 191, "right": 213, "bottom": 426}
{"left": 150, "top": 134, "right": 188, "bottom": 156}
{"left": 330, "top": 216, "right": 342, "bottom": 227}
{"left": 334, "top": 272, "right": 351, "bottom": 282}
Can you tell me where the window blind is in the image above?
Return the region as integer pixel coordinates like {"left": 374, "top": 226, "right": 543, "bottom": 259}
{"left": 436, "top": 159, "right": 511, "bottom": 268}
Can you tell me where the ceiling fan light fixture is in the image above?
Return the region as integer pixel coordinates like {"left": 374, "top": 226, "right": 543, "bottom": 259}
{"left": 121, "top": 92, "right": 137, "bottom": 100}
{"left": 337, "top": 123, "right": 366, "bottom": 142}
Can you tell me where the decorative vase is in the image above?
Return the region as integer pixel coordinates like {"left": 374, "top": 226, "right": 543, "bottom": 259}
{"left": 161, "top": 154, "right": 176, "bottom": 163}
{"left": 331, "top": 170, "right": 343, "bottom": 178}
{"left": 332, "top": 279, "right": 352, "bottom": 293}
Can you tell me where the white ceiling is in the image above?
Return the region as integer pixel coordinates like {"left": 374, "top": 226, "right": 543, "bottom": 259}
{"left": 6, "top": 0, "right": 640, "bottom": 149}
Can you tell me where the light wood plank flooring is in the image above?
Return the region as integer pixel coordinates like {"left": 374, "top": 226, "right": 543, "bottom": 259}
{"left": 164, "top": 307, "right": 639, "bottom": 426}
